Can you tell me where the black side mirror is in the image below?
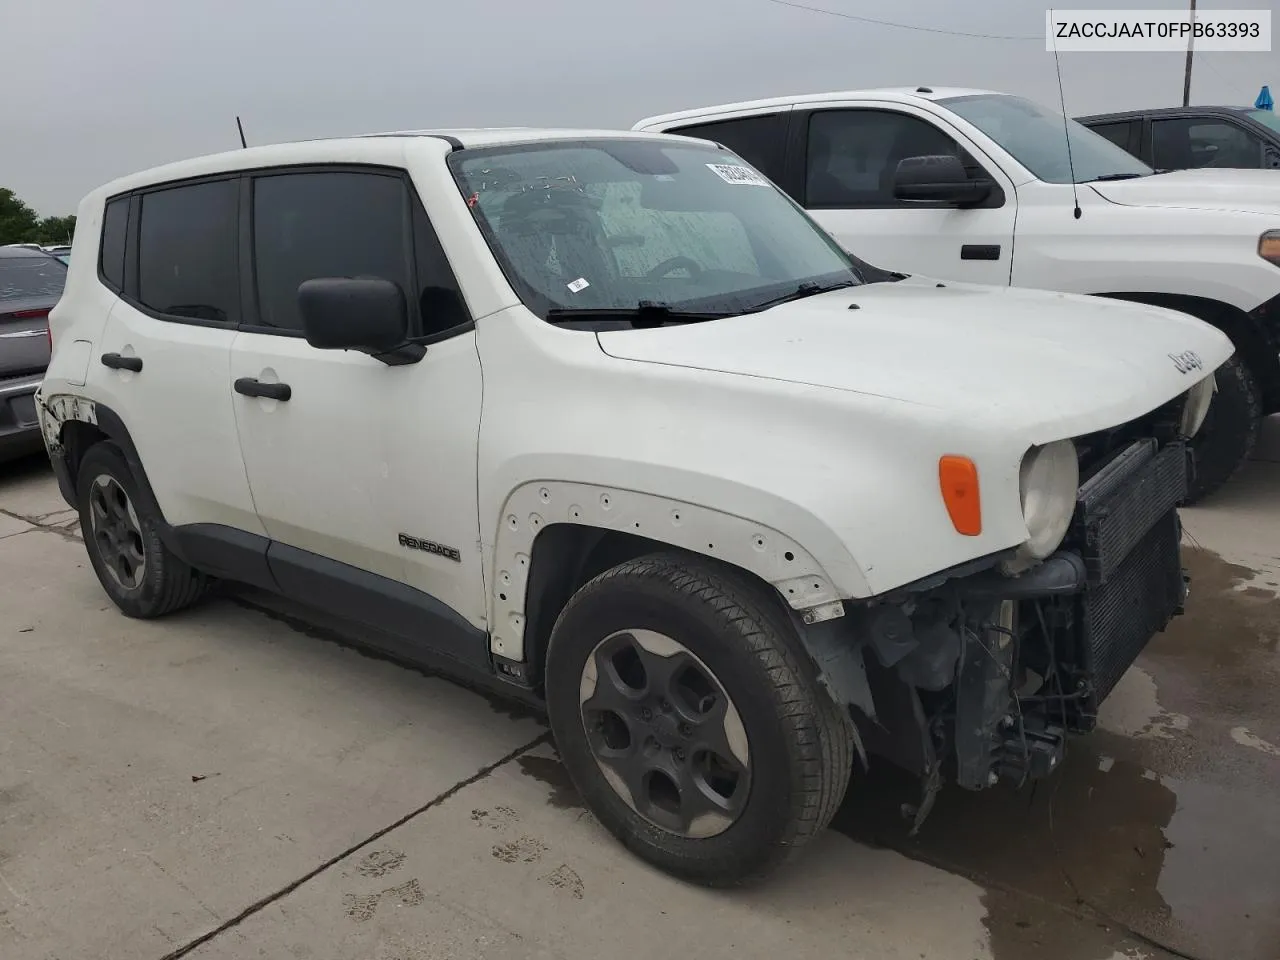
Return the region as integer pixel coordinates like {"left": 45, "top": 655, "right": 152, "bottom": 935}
{"left": 298, "top": 277, "right": 408, "bottom": 356}
{"left": 892, "top": 155, "right": 992, "bottom": 206}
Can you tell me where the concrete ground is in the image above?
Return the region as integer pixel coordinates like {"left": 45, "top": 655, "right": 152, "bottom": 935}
{"left": 0, "top": 421, "right": 1276, "bottom": 960}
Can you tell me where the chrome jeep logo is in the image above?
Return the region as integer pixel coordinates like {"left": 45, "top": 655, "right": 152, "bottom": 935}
{"left": 1169, "top": 350, "right": 1203, "bottom": 374}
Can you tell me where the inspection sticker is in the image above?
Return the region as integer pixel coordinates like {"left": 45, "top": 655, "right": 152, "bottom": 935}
{"left": 706, "top": 163, "right": 770, "bottom": 186}
{"left": 567, "top": 277, "right": 590, "bottom": 293}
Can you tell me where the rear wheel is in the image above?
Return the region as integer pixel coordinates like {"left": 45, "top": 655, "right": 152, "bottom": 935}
{"left": 76, "top": 442, "right": 209, "bottom": 618}
{"left": 1186, "top": 355, "right": 1261, "bottom": 503}
{"left": 545, "top": 553, "right": 854, "bottom": 886}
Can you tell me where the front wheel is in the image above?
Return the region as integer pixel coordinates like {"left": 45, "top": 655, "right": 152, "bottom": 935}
{"left": 545, "top": 554, "right": 855, "bottom": 886}
{"left": 1186, "top": 355, "right": 1261, "bottom": 503}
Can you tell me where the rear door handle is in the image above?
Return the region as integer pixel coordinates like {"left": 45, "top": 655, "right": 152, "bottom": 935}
{"left": 100, "top": 352, "right": 143, "bottom": 372}
{"left": 234, "top": 377, "right": 291, "bottom": 401}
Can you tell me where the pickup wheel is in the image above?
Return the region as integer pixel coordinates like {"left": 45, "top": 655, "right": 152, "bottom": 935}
{"left": 76, "top": 442, "right": 209, "bottom": 619}
{"left": 544, "top": 553, "right": 854, "bottom": 886}
{"left": 1186, "top": 355, "right": 1261, "bottom": 503}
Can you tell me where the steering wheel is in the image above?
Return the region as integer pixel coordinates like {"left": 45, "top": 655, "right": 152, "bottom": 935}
{"left": 645, "top": 256, "right": 704, "bottom": 279}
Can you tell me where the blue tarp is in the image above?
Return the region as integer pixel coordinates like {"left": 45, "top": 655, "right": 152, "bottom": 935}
{"left": 1256, "top": 85, "right": 1273, "bottom": 111}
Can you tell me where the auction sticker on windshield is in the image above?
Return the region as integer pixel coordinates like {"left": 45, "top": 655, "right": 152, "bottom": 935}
{"left": 706, "top": 164, "right": 770, "bottom": 186}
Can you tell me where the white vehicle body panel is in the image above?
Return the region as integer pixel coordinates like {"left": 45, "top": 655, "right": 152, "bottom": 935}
{"left": 228, "top": 329, "right": 486, "bottom": 625}
{"left": 38, "top": 126, "right": 1232, "bottom": 671}
{"left": 95, "top": 303, "right": 264, "bottom": 534}
{"left": 633, "top": 88, "right": 1280, "bottom": 314}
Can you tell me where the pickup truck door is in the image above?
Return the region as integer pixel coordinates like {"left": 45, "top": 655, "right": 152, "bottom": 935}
{"left": 228, "top": 166, "right": 488, "bottom": 668}
{"left": 786, "top": 102, "right": 1018, "bottom": 285}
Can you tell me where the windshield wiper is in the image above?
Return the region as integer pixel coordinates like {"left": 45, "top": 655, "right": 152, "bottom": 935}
{"left": 545, "top": 301, "right": 730, "bottom": 328}
{"left": 1088, "top": 172, "right": 1147, "bottom": 182}
{"left": 746, "top": 278, "right": 857, "bottom": 313}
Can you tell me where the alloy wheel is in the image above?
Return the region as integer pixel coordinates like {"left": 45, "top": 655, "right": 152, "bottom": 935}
{"left": 578, "top": 629, "right": 751, "bottom": 839}
{"left": 88, "top": 474, "right": 146, "bottom": 591}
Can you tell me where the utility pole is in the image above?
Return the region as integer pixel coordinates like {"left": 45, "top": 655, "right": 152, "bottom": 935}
{"left": 1182, "top": 0, "right": 1196, "bottom": 106}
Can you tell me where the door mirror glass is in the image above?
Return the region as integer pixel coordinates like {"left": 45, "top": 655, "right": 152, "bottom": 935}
{"left": 298, "top": 277, "right": 408, "bottom": 354}
{"left": 892, "top": 155, "right": 992, "bottom": 205}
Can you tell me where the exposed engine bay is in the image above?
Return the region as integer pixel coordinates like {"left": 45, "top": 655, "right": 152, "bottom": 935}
{"left": 805, "top": 400, "right": 1194, "bottom": 831}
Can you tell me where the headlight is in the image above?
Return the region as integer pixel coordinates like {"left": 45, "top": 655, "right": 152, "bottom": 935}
{"left": 1018, "top": 439, "right": 1079, "bottom": 561}
{"left": 1179, "top": 374, "right": 1216, "bottom": 438}
{"left": 1260, "top": 230, "right": 1280, "bottom": 267}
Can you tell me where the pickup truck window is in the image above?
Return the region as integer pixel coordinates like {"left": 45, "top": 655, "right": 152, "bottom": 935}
{"left": 1086, "top": 120, "right": 1138, "bottom": 154}
{"left": 449, "top": 139, "right": 859, "bottom": 321}
{"left": 1151, "top": 117, "right": 1263, "bottom": 169}
{"left": 806, "top": 109, "right": 978, "bottom": 208}
{"left": 663, "top": 113, "right": 789, "bottom": 183}
{"left": 939, "top": 93, "right": 1152, "bottom": 184}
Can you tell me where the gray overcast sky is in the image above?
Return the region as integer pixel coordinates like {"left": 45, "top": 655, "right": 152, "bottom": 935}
{"left": 3, "top": 0, "right": 1276, "bottom": 215}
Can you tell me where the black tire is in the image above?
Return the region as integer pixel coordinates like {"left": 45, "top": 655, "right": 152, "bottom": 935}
{"left": 544, "top": 553, "right": 854, "bottom": 886}
{"left": 1186, "top": 355, "right": 1261, "bottom": 503}
{"left": 76, "top": 442, "right": 209, "bottom": 619}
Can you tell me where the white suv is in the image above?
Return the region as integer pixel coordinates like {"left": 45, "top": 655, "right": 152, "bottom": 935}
{"left": 39, "top": 128, "right": 1229, "bottom": 885}
{"left": 634, "top": 87, "right": 1280, "bottom": 502}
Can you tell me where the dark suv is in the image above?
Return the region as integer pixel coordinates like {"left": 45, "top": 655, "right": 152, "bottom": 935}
{"left": 1, "top": 246, "right": 66, "bottom": 460}
{"left": 1076, "top": 105, "right": 1280, "bottom": 171}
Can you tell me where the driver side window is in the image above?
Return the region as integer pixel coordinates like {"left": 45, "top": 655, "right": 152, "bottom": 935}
{"left": 805, "top": 109, "right": 981, "bottom": 208}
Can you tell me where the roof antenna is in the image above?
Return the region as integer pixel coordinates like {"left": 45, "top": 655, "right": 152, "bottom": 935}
{"left": 236, "top": 116, "right": 248, "bottom": 149}
{"left": 1049, "top": 8, "right": 1081, "bottom": 219}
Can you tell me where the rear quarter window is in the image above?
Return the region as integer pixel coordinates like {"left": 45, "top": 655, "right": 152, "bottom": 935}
{"left": 99, "top": 197, "right": 129, "bottom": 291}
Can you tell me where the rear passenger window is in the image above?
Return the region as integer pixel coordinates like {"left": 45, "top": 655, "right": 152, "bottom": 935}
{"left": 251, "top": 171, "right": 409, "bottom": 333}
{"left": 137, "top": 180, "right": 239, "bottom": 324}
{"left": 665, "top": 113, "right": 789, "bottom": 184}
{"left": 1088, "top": 121, "right": 1138, "bottom": 155}
{"left": 99, "top": 197, "right": 129, "bottom": 292}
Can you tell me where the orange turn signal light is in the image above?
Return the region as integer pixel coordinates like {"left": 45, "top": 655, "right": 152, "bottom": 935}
{"left": 1260, "top": 232, "right": 1280, "bottom": 266}
{"left": 938, "top": 455, "right": 982, "bottom": 536}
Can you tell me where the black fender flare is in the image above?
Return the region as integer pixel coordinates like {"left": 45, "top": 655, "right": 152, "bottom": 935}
{"left": 66, "top": 403, "right": 189, "bottom": 563}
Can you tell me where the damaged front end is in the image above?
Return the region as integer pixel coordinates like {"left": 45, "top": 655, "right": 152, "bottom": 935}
{"left": 813, "top": 427, "right": 1191, "bottom": 831}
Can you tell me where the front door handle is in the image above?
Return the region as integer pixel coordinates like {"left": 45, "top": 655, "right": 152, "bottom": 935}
{"left": 101, "top": 352, "right": 143, "bottom": 372}
{"left": 960, "top": 244, "right": 1001, "bottom": 261}
{"left": 234, "top": 377, "right": 291, "bottom": 401}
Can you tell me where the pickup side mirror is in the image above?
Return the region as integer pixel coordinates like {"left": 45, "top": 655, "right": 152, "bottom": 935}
{"left": 892, "top": 155, "right": 993, "bottom": 206}
{"left": 298, "top": 277, "right": 408, "bottom": 355}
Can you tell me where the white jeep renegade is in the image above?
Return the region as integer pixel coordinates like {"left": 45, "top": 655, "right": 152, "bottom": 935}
{"left": 38, "top": 128, "right": 1230, "bottom": 885}
{"left": 634, "top": 87, "right": 1280, "bottom": 502}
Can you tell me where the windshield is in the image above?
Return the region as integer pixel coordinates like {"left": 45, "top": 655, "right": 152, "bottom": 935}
{"left": 0, "top": 254, "right": 67, "bottom": 302}
{"left": 1246, "top": 109, "right": 1280, "bottom": 134}
{"left": 939, "top": 94, "right": 1154, "bottom": 184}
{"left": 449, "top": 139, "right": 861, "bottom": 319}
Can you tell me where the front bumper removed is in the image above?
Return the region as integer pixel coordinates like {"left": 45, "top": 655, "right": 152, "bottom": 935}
{"left": 962, "top": 438, "right": 1190, "bottom": 787}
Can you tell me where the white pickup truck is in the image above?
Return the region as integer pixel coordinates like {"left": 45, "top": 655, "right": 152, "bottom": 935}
{"left": 634, "top": 88, "right": 1280, "bottom": 501}
{"left": 40, "top": 127, "right": 1230, "bottom": 884}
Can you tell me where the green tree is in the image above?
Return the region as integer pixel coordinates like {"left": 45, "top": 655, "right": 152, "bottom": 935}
{"left": 0, "top": 188, "right": 41, "bottom": 245}
{"left": 36, "top": 215, "right": 76, "bottom": 245}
